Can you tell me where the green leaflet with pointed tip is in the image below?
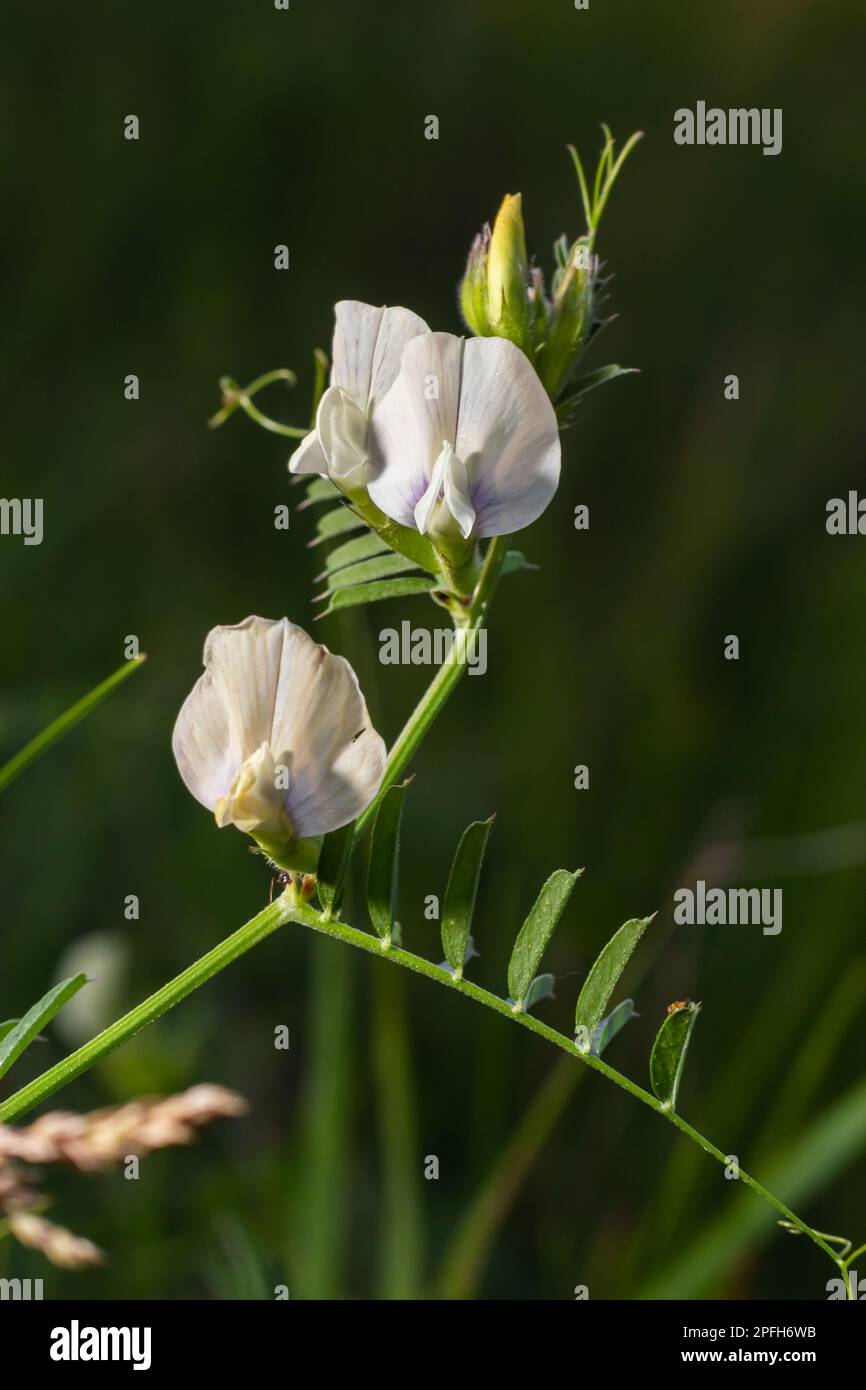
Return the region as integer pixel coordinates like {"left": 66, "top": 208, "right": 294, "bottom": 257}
{"left": 591, "top": 998, "right": 637, "bottom": 1056}
{"left": 300, "top": 477, "right": 341, "bottom": 506}
{"left": 507, "top": 869, "right": 581, "bottom": 1007}
{"left": 318, "top": 577, "right": 436, "bottom": 618}
{"left": 574, "top": 916, "right": 652, "bottom": 1050}
{"left": 325, "top": 552, "right": 420, "bottom": 595}
{"left": 324, "top": 532, "right": 391, "bottom": 573}
{"left": 500, "top": 551, "right": 538, "bottom": 578}
{"left": 556, "top": 364, "right": 639, "bottom": 429}
{"left": 441, "top": 816, "right": 494, "bottom": 973}
{"left": 316, "top": 822, "right": 353, "bottom": 917}
{"left": 650, "top": 1002, "right": 701, "bottom": 1109}
{"left": 522, "top": 973, "right": 556, "bottom": 1012}
{"left": 367, "top": 781, "right": 411, "bottom": 941}
{"left": 0, "top": 975, "right": 88, "bottom": 1081}
{"left": 312, "top": 505, "right": 366, "bottom": 543}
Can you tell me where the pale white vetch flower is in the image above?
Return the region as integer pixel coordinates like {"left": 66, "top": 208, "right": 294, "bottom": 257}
{"left": 288, "top": 300, "right": 429, "bottom": 494}
{"left": 367, "top": 332, "right": 560, "bottom": 541}
{"left": 172, "top": 616, "right": 386, "bottom": 871}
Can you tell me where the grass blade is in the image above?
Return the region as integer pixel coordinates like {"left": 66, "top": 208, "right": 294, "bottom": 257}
{"left": 0, "top": 656, "right": 146, "bottom": 796}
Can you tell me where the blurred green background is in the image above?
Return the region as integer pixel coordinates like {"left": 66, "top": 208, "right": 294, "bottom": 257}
{"left": 2, "top": 0, "right": 866, "bottom": 1300}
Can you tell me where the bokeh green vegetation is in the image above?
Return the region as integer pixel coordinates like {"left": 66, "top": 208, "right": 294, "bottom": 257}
{"left": 2, "top": 0, "right": 865, "bottom": 1299}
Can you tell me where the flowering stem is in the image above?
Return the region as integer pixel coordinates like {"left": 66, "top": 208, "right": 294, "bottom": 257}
{"left": 0, "top": 542, "right": 508, "bottom": 1124}
{"left": 0, "top": 898, "right": 292, "bottom": 1124}
{"left": 353, "top": 534, "right": 510, "bottom": 843}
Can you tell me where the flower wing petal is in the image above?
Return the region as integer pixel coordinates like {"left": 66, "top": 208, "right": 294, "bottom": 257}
{"left": 456, "top": 338, "right": 561, "bottom": 537}
{"left": 276, "top": 646, "right": 387, "bottom": 837}
{"left": 316, "top": 384, "right": 369, "bottom": 486}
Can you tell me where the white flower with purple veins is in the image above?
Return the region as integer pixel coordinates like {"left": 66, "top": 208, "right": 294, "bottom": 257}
{"left": 289, "top": 300, "right": 429, "bottom": 494}
{"left": 368, "top": 332, "right": 561, "bottom": 542}
{"left": 172, "top": 616, "right": 386, "bottom": 872}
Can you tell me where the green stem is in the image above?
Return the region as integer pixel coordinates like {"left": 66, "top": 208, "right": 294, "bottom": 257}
{"left": 281, "top": 902, "right": 843, "bottom": 1275}
{"left": 353, "top": 535, "right": 510, "bottom": 844}
{"left": 0, "top": 897, "right": 292, "bottom": 1123}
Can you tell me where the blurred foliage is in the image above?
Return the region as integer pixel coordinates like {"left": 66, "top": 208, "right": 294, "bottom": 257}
{"left": 1, "top": 0, "right": 865, "bottom": 1299}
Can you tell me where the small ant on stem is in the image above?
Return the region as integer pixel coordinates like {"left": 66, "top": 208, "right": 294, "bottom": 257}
{"left": 267, "top": 869, "right": 317, "bottom": 905}
{"left": 269, "top": 870, "right": 292, "bottom": 904}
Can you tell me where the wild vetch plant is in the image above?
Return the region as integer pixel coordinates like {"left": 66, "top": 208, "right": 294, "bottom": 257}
{"left": 2, "top": 128, "right": 863, "bottom": 1297}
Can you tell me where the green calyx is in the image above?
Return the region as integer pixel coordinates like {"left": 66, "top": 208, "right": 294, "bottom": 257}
{"left": 251, "top": 829, "right": 323, "bottom": 875}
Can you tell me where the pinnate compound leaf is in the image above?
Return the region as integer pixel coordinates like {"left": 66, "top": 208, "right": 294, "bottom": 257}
{"left": 323, "top": 552, "right": 419, "bottom": 595}
{"left": 650, "top": 1002, "right": 701, "bottom": 1109}
{"left": 441, "top": 816, "right": 494, "bottom": 974}
{"left": 300, "top": 477, "right": 341, "bottom": 506}
{"left": 367, "top": 780, "right": 412, "bottom": 941}
{"left": 574, "top": 915, "right": 653, "bottom": 1051}
{"left": 317, "top": 577, "right": 436, "bottom": 618}
{"left": 311, "top": 505, "right": 366, "bottom": 544}
{"left": 507, "top": 869, "right": 581, "bottom": 1007}
{"left": 0, "top": 975, "right": 88, "bottom": 1081}
{"left": 324, "top": 532, "right": 391, "bottom": 573}
{"left": 556, "top": 365, "right": 639, "bottom": 430}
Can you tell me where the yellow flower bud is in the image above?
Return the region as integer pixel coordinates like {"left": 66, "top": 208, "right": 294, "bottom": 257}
{"left": 459, "top": 195, "right": 534, "bottom": 357}
{"left": 486, "top": 193, "right": 529, "bottom": 326}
